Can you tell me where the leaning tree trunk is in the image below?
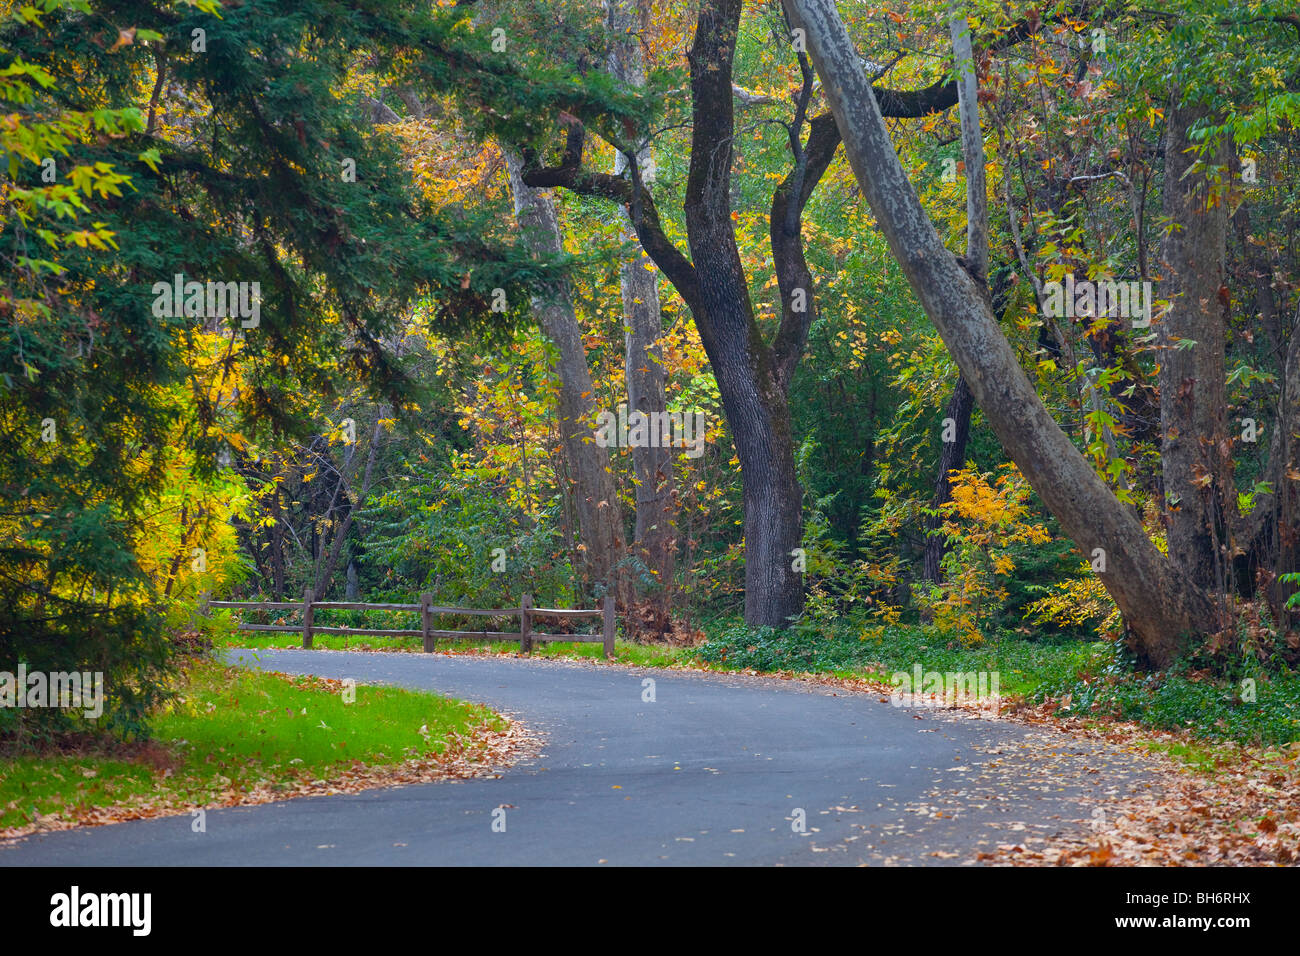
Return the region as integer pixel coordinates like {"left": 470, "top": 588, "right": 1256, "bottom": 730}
{"left": 787, "top": 0, "right": 1223, "bottom": 667}
{"left": 1158, "top": 99, "right": 1236, "bottom": 601}
{"left": 505, "top": 152, "right": 624, "bottom": 594}
{"left": 607, "top": 0, "right": 676, "bottom": 624}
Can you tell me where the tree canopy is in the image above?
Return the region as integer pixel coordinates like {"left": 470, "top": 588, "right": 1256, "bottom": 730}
{"left": 2, "top": 0, "right": 1297, "bottom": 737}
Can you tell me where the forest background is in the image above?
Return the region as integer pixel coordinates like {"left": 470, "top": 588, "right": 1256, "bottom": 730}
{"left": 2, "top": 0, "right": 1299, "bottom": 747}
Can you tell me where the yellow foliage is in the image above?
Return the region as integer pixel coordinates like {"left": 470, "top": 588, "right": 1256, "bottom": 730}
{"left": 1025, "top": 564, "right": 1121, "bottom": 634}
{"left": 915, "top": 463, "right": 1052, "bottom": 643}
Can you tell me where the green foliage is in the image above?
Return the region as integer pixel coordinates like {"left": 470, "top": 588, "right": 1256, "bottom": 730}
{"left": 695, "top": 614, "right": 1107, "bottom": 700}
{"left": 1040, "top": 648, "right": 1300, "bottom": 747}
{"left": 2, "top": 0, "right": 1297, "bottom": 755}
{"left": 1280, "top": 573, "right": 1300, "bottom": 611}
{"left": 360, "top": 453, "right": 576, "bottom": 613}
{"left": 0, "top": 0, "right": 560, "bottom": 739}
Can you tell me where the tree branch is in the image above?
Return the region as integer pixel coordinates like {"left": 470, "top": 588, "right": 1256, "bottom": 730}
{"left": 518, "top": 123, "right": 702, "bottom": 316}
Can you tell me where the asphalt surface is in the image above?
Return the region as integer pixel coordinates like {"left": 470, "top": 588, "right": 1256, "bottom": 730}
{"left": 0, "top": 649, "right": 1158, "bottom": 866}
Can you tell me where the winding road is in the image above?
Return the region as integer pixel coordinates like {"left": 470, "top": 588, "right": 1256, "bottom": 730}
{"left": 1, "top": 649, "right": 1158, "bottom": 866}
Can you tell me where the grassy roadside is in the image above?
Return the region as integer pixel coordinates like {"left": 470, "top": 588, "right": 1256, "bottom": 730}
{"left": 197, "top": 620, "right": 1300, "bottom": 864}
{"left": 0, "top": 659, "right": 523, "bottom": 836}
{"left": 216, "top": 617, "right": 1298, "bottom": 746}
{"left": 219, "top": 627, "right": 689, "bottom": 666}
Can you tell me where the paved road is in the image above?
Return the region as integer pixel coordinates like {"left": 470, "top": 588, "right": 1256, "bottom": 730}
{"left": 1, "top": 650, "right": 1156, "bottom": 866}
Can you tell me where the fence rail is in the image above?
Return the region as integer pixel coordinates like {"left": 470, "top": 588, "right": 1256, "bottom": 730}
{"left": 204, "top": 590, "right": 616, "bottom": 658}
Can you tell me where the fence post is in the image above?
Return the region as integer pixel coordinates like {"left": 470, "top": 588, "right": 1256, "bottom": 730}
{"left": 302, "top": 588, "right": 315, "bottom": 649}
{"left": 421, "top": 592, "right": 433, "bottom": 653}
{"left": 520, "top": 594, "right": 532, "bottom": 655}
{"left": 602, "top": 594, "right": 615, "bottom": 660}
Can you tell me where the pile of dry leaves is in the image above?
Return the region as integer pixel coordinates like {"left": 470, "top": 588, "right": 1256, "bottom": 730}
{"left": 979, "top": 708, "right": 1300, "bottom": 866}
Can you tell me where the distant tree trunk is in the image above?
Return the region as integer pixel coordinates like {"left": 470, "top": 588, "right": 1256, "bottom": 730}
{"left": 1158, "top": 99, "right": 1236, "bottom": 601}
{"left": 607, "top": 0, "right": 675, "bottom": 624}
{"left": 788, "top": 0, "right": 1224, "bottom": 668}
{"left": 1228, "top": 192, "right": 1298, "bottom": 616}
{"left": 314, "top": 413, "right": 384, "bottom": 599}
{"left": 1270, "top": 321, "right": 1300, "bottom": 625}
{"left": 1239, "top": 313, "right": 1300, "bottom": 625}
{"left": 269, "top": 479, "right": 286, "bottom": 600}
{"left": 924, "top": 374, "right": 974, "bottom": 584}
{"left": 924, "top": 13, "right": 984, "bottom": 588}
{"left": 505, "top": 152, "right": 624, "bottom": 594}
{"left": 949, "top": 9, "right": 988, "bottom": 281}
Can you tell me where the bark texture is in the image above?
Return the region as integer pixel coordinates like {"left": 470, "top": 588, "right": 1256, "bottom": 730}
{"left": 1157, "top": 100, "right": 1235, "bottom": 599}
{"left": 924, "top": 374, "right": 975, "bottom": 584}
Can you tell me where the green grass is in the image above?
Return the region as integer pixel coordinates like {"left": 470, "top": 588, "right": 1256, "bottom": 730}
{"left": 216, "top": 626, "right": 692, "bottom": 667}
{"left": 693, "top": 619, "right": 1299, "bottom": 747}
{"left": 0, "top": 658, "right": 503, "bottom": 832}
{"left": 1138, "top": 738, "right": 1233, "bottom": 775}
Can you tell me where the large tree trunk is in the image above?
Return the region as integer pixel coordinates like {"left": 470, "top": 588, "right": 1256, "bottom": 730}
{"left": 505, "top": 152, "right": 624, "bottom": 593}
{"left": 1158, "top": 100, "right": 1235, "bottom": 601}
{"left": 703, "top": 298, "right": 805, "bottom": 628}
{"left": 685, "top": 0, "right": 804, "bottom": 627}
{"left": 787, "top": 0, "right": 1223, "bottom": 667}
{"left": 607, "top": 0, "right": 676, "bottom": 623}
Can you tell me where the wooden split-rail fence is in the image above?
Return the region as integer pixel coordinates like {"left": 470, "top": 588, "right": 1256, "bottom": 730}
{"left": 204, "top": 590, "right": 617, "bottom": 659}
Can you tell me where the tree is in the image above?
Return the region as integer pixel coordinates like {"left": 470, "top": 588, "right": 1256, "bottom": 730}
{"left": 785, "top": 0, "right": 1225, "bottom": 667}
{"left": 504, "top": 151, "right": 624, "bottom": 594}
{"left": 1157, "top": 98, "right": 1234, "bottom": 601}
{"left": 1, "top": 0, "right": 555, "bottom": 735}
{"left": 924, "top": 9, "right": 986, "bottom": 588}
{"left": 512, "top": 1, "right": 979, "bottom": 627}
{"left": 606, "top": 0, "right": 676, "bottom": 626}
